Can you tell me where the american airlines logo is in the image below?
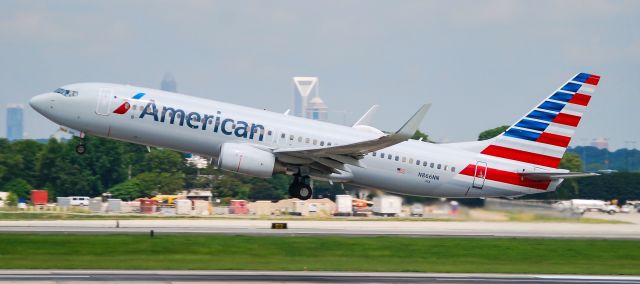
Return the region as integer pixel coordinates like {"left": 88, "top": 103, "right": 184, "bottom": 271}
{"left": 135, "top": 101, "right": 266, "bottom": 142}
{"left": 113, "top": 93, "right": 146, "bottom": 114}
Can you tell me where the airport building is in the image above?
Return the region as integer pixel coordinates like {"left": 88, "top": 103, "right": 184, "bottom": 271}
{"left": 161, "top": 72, "right": 177, "bottom": 92}
{"left": 6, "top": 104, "right": 24, "bottom": 141}
{"left": 292, "top": 76, "right": 328, "bottom": 121}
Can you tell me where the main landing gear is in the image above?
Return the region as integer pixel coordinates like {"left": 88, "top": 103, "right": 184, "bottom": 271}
{"left": 289, "top": 173, "right": 313, "bottom": 200}
{"left": 75, "top": 131, "right": 87, "bottom": 155}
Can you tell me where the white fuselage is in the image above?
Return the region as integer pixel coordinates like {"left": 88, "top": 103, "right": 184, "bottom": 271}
{"left": 30, "top": 83, "right": 562, "bottom": 198}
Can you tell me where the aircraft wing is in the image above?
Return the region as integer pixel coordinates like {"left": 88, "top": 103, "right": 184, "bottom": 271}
{"left": 273, "top": 104, "right": 430, "bottom": 173}
{"left": 519, "top": 172, "right": 599, "bottom": 181}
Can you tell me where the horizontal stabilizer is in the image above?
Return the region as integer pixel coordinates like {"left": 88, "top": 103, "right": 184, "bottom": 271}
{"left": 520, "top": 172, "right": 599, "bottom": 181}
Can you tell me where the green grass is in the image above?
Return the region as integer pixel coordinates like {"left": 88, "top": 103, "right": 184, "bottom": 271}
{"left": 0, "top": 234, "right": 638, "bottom": 274}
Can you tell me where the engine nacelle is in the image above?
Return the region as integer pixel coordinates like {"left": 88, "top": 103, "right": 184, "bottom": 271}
{"left": 218, "top": 143, "right": 276, "bottom": 178}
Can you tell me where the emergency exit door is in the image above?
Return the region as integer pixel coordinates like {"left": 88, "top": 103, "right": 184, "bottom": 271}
{"left": 472, "top": 161, "right": 488, "bottom": 189}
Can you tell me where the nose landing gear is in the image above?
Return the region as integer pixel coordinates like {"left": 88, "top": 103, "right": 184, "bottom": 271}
{"left": 75, "top": 143, "right": 86, "bottom": 155}
{"left": 288, "top": 173, "right": 313, "bottom": 200}
{"left": 75, "top": 131, "right": 87, "bottom": 155}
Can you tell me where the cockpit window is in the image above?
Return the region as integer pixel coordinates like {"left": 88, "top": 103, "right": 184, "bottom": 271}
{"left": 54, "top": 88, "right": 78, "bottom": 97}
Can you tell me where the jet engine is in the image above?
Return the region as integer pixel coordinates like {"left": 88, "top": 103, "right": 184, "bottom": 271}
{"left": 217, "top": 143, "right": 278, "bottom": 178}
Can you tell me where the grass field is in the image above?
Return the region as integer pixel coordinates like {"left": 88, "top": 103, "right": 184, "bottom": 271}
{"left": 0, "top": 234, "right": 638, "bottom": 275}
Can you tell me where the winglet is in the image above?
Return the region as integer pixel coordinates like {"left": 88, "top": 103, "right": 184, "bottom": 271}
{"left": 353, "top": 105, "right": 380, "bottom": 127}
{"left": 394, "top": 104, "right": 430, "bottom": 139}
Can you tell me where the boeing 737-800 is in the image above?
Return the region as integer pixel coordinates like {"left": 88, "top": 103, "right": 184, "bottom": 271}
{"left": 29, "top": 73, "right": 600, "bottom": 200}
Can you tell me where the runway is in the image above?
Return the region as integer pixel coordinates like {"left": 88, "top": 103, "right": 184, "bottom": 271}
{"left": 0, "top": 270, "right": 639, "bottom": 283}
{"left": 0, "top": 219, "right": 639, "bottom": 239}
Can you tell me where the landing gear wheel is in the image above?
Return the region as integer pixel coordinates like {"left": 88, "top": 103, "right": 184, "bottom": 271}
{"left": 288, "top": 173, "right": 313, "bottom": 200}
{"left": 297, "top": 185, "right": 313, "bottom": 200}
{"left": 75, "top": 144, "right": 86, "bottom": 155}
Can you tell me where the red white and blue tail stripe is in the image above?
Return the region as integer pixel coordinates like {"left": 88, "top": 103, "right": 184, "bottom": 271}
{"left": 480, "top": 73, "right": 600, "bottom": 169}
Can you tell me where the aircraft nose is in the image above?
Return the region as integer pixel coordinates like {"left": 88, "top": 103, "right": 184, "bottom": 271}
{"left": 29, "top": 93, "right": 53, "bottom": 114}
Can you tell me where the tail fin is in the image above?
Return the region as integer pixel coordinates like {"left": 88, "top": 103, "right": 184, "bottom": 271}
{"left": 480, "top": 73, "right": 601, "bottom": 169}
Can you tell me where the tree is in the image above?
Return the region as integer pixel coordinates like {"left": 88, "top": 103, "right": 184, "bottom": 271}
{"left": 3, "top": 178, "right": 31, "bottom": 200}
{"left": 5, "top": 192, "right": 18, "bottom": 207}
{"left": 10, "top": 140, "right": 44, "bottom": 186}
{"left": 411, "top": 130, "right": 430, "bottom": 142}
{"left": 109, "top": 179, "right": 145, "bottom": 201}
{"left": 0, "top": 139, "right": 24, "bottom": 187}
{"left": 135, "top": 172, "right": 185, "bottom": 196}
{"left": 142, "top": 149, "right": 184, "bottom": 173}
{"left": 478, "top": 125, "right": 509, "bottom": 141}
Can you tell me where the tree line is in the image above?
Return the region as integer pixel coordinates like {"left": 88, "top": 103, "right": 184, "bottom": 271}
{"left": 1, "top": 127, "right": 638, "bottom": 204}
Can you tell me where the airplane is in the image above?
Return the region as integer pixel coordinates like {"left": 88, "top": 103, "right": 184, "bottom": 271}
{"left": 29, "top": 73, "right": 600, "bottom": 200}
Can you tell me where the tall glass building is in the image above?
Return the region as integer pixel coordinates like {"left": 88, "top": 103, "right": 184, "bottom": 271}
{"left": 6, "top": 104, "right": 24, "bottom": 141}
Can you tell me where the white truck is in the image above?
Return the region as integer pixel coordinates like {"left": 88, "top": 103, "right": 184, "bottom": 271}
{"left": 372, "top": 195, "right": 402, "bottom": 217}
{"left": 334, "top": 195, "right": 353, "bottom": 216}
{"left": 69, "top": 196, "right": 90, "bottom": 206}
{"left": 554, "top": 199, "right": 619, "bottom": 215}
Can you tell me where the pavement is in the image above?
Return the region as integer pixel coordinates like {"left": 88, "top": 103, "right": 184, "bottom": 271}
{"left": 0, "top": 219, "right": 639, "bottom": 239}
{"left": 0, "top": 270, "right": 639, "bottom": 284}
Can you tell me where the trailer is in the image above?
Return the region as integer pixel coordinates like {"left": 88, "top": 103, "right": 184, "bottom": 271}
{"left": 372, "top": 195, "right": 402, "bottom": 217}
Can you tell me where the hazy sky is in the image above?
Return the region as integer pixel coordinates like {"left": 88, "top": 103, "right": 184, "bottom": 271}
{"left": 1, "top": 0, "right": 638, "bottom": 149}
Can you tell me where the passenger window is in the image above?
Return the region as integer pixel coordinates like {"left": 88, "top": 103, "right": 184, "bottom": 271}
{"left": 298, "top": 137, "right": 302, "bottom": 142}
{"left": 409, "top": 158, "right": 413, "bottom": 164}
{"left": 430, "top": 163, "right": 434, "bottom": 168}
{"left": 395, "top": 156, "right": 399, "bottom": 161}
{"left": 327, "top": 142, "right": 332, "bottom": 146}
{"left": 388, "top": 155, "right": 392, "bottom": 160}
{"left": 451, "top": 167, "right": 456, "bottom": 172}
{"left": 423, "top": 161, "right": 428, "bottom": 167}
{"left": 380, "top": 153, "right": 385, "bottom": 158}
{"left": 289, "top": 135, "right": 294, "bottom": 141}
{"left": 281, "top": 133, "right": 285, "bottom": 139}
{"left": 267, "top": 130, "right": 273, "bottom": 136}
{"left": 437, "top": 164, "right": 441, "bottom": 169}
{"left": 313, "top": 139, "right": 317, "bottom": 145}
{"left": 444, "top": 165, "right": 448, "bottom": 171}
{"left": 305, "top": 138, "right": 310, "bottom": 143}
{"left": 402, "top": 157, "right": 406, "bottom": 163}
{"left": 373, "top": 152, "right": 377, "bottom": 157}
{"left": 320, "top": 141, "right": 325, "bottom": 146}
{"left": 416, "top": 160, "right": 420, "bottom": 165}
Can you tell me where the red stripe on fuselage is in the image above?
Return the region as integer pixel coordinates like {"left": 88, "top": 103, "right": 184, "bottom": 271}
{"left": 552, "top": 113, "right": 581, "bottom": 127}
{"left": 459, "top": 164, "right": 551, "bottom": 190}
{"left": 480, "top": 145, "right": 562, "bottom": 168}
{"left": 536, "top": 132, "right": 571, "bottom": 148}
{"left": 568, "top": 93, "right": 591, "bottom": 106}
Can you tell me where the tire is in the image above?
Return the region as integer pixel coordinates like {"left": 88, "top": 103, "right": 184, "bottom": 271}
{"left": 297, "top": 185, "right": 313, "bottom": 200}
{"left": 608, "top": 210, "right": 616, "bottom": 215}
{"left": 75, "top": 144, "right": 86, "bottom": 155}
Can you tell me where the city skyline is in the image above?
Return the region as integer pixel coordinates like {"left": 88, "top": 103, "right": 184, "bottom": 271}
{"left": 0, "top": 1, "right": 639, "bottom": 149}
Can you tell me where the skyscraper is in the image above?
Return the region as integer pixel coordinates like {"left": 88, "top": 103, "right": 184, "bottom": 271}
{"left": 160, "top": 72, "right": 177, "bottom": 92}
{"left": 306, "top": 96, "right": 328, "bottom": 121}
{"left": 6, "top": 104, "right": 24, "bottom": 141}
{"left": 293, "top": 77, "right": 319, "bottom": 117}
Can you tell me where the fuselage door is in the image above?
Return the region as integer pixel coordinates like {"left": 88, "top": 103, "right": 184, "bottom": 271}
{"left": 472, "top": 161, "right": 488, "bottom": 189}
{"left": 96, "top": 88, "right": 113, "bottom": 116}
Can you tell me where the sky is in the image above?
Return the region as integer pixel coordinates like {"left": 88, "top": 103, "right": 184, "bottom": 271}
{"left": 0, "top": 0, "right": 639, "bottom": 149}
